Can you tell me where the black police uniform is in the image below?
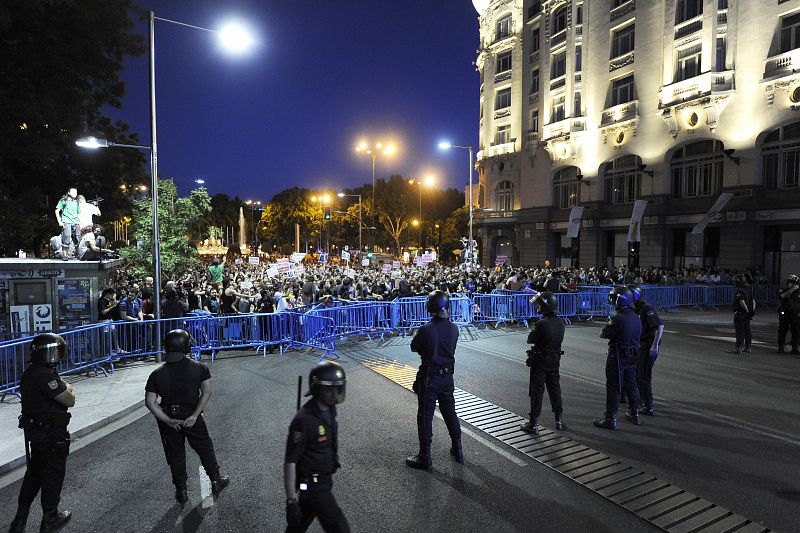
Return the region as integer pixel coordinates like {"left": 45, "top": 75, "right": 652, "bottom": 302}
{"left": 526, "top": 314, "right": 565, "bottom": 422}
{"left": 16, "top": 364, "right": 71, "bottom": 519}
{"left": 600, "top": 308, "right": 642, "bottom": 418}
{"left": 778, "top": 287, "right": 800, "bottom": 354}
{"left": 145, "top": 358, "right": 222, "bottom": 487}
{"left": 732, "top": 286, "right": 755, "bottom": 352}
{"left": 411, "top": 315, "right": 461, "bottom": 458}
{"left": 637, "top": 302, "right": 663, "bottom": 411}
{"left": 285, "top": 399, "right": 350, "bottom": 533}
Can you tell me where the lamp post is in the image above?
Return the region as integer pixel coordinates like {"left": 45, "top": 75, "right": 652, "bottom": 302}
{"left": 408, "top": 176, "right": 435, "bottom": 250}
{"left": 311, "top": 194, "right": 332, "bottom": 253}
{"left": 355, "top": 140, "right": 396, "bottom": 220}
{"left": 337, "top": 193, "right": 362, "bottom": 254}
{"left": 438, "top": 142, "right": 475, "bottom": 267}
{"left": 245, "top": 200, "right": 262, "bottom": 248}
{"left": 76, "top": 14, "right": 255, "bottom": 324}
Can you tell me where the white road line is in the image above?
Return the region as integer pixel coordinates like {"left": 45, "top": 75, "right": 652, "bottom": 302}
{"left": 462, "top": 343, "right": 800, "bottom": 447}
{"left": 200, "top": 466, "right": 214, "bottom": 507}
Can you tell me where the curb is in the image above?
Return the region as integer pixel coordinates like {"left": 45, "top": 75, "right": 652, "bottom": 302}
{"left": 0, "top": 399, "right": 145, "bottom": 476}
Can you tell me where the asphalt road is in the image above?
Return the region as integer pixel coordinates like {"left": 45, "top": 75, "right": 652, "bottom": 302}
{"left": 0, "top": 314, "right": 793, "bottom": 532}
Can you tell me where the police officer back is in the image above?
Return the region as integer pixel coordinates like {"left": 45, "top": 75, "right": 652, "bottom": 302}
{"left": 630, "top": 286, "right": 664, "bottom": 416}
{"left": 594, "top": 287, "right": 642, "bottom": 430}
{"left": 9, "top": 334, "right": 74, "bottom": 533}
{"left": 144, "top": 329, "right": 229, "bottom": 505}
{"left": 521, "top": 292, "right": 566, "bottom": 435}
{"left": 732, "top": 275, "right": 756, "bottom": 354}
{"left": 406, "top": 290, "right": 463, "bottom": 470}
{"left": 284, "top": 361, "right": 350, "bottom": 533}
{"left": 778, "top": 275, "right": 800, "bottom": 355}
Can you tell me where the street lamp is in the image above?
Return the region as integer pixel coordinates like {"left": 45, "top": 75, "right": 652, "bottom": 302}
{"left": 337, "top": 192, "right": 363, "bottom": 254}
{"left": 408, "top": 175, "right": 435, "bottom": 249}
{"left": 438, "top": 141, "right": 475, "bottom": 267}
{"left": 244, "top": 200, "right": 262, "bottom": 247}
{"left": 355, "top": 140, "right": 396, "bottom": 215}
{"left": 75, "top": 12, "right": 255, "bottom": 325}
{"left": 311, "top": 194, "right": 332, "bottom": 253}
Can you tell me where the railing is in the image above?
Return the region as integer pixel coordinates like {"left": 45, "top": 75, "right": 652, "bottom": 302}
{"left": 661, "top": 72, "right": 712, "bottom": 107}
{"left": 764, "top": 49, "right": 800, "bottom": 80}
{"left": 1, "top": 285, "right": 781, "bottom": 398}
{"left": 601, "top": 100, "right": 639, "bottom": 127}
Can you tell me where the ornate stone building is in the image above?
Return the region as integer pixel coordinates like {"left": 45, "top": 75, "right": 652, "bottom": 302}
{"left": 472, "top": 0, "right": 800, "bottom": 281}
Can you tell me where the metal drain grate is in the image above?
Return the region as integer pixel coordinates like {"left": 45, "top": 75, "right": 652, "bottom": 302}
{"left": 347, "top": 349, "right": 774, "bottom": 533}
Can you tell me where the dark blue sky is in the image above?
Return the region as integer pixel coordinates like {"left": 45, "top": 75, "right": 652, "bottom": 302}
{"left": 110, "top": 0, "right": 480, "bottom": 201}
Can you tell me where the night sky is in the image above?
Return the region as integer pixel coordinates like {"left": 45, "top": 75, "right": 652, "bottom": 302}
{"left": 109, "top": 0, "right": 480, "bottom": 201}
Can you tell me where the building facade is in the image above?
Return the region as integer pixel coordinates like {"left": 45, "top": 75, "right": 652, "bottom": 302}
{"left": 472, "top": 0, "right": 800, "bottom": 281}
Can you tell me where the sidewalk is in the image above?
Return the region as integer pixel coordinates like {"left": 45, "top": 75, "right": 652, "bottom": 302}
{"left": 0, "top": 362, "right": 156, "bottom": 475}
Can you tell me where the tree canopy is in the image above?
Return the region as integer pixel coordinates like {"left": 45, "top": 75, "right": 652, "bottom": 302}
{"left": 0, "top": 1, "right": 147, "bottom": 255}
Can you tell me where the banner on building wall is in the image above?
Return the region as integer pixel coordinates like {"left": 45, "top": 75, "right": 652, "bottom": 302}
{"left": 691, "top": 193, "right": 734, "bottom": 235}
{"left": 627, "top": 200, "right": 648, "bottom": 243}
{"left": 566, "top": 207, "right": 584, "bottom": 238}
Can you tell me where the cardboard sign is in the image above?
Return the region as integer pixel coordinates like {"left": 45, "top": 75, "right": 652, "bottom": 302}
{"left": 392, "top": 261, "right": 401, "bottom": 270}
{"left": 361, "top": 258, "right": 369, "bottom": 266}
{"left": 266, "top": 265, "right": 279, "bottom": 277}
{"left": 421, "top": 253, "right": 434, "bottom": 263}
{"left": 381, "top": 264, "right": 392, "bottom": 273}
{"left": 341, "top": 250, "right": 350, "bottom": 261}
{"left": 235, "top": 258, "right": 244, "bottom": 265}
{"left": 290, "top": 252, "right": 307, "bottom": 263}
{"left": 276, "top": 258, "right": 291, "bottom": 273}
{"left": 248, "top": 256, "right": 260, "bottom": 265}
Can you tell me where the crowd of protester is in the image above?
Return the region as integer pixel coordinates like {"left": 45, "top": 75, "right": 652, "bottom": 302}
{"left": 96, "top": 255, "right": 769, "bottom": 322}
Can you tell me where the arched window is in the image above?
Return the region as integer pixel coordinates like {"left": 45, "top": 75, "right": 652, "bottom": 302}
{"left": 553, "top": 167, "right": 580, "bottom": 208}
{"left": 604, "top": 155, "right": 642, "bottom": 204}
{"left": 763, "top": 121, "right": 800, "bottom": 189}
{"left": 670, "top": 140, "right": 723, "bottom": 198}
{"left": 495, "top": 180, "right": 514, "bottom": 211}
{"left": 552, "top": 5, "right": 568, "bottom": 35}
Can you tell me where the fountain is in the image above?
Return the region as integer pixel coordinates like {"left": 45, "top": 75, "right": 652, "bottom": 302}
{"left": 239, "top": 206, "right": 247, "bottom": 253}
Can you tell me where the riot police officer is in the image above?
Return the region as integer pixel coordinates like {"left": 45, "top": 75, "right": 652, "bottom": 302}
{"left": 284, "top": 361, "right": 350, "bottom": 533}
{"left": 9, "top": 333, "right": 74, "bottom": 533}
{"left": 778, "top": 275, "right": 800, "bottom": 354}
{"left": 520, "top": 292, "right": 566, "bottom": 435}
{"left": 732, "top": 275, "right": 756, "bottom": 354}
{"left": 144, "top": 329, "right": 229, "bottom": 504}
{"left": 594, "top": 286, "right": 642, "bottom": 430}
{"left": 630, "top": 286, "right": 664, "bottom": 416}
{"left": 406, "top": 290, "right": 462, "bottom": 470}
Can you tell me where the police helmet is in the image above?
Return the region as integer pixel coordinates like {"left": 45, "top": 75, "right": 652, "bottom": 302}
{"left": 163, "top": 329, "right": 191, "bottom": 363}
{"left": 426, "top": 290, "right": 450, "bottom": 318}
{"left": 30, "top": 333, "right": 67, "bottom": 365}
{"left": 533, "top": 291, "right": 558, "bottom": 315}
{"left": 304, "top": 361, "right": 347, "bottom": 405}
{"left": 608, "top": 286, "right": 634, "bottom": 310}
{"left": 787, "top": 274, "right": 800, "bottom": 286}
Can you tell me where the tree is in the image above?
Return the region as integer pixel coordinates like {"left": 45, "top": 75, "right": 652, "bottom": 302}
{"left": 0, "top": 1, "right": 147, "bottom": 255}
{"left": 119, "top": 180, "right": 211, "bottom": 280}
{"left": 259, "top": 187, "right": 322, "bottom": 249}
{"left": 373, "top": 175, "right": 417, "bottom": 256}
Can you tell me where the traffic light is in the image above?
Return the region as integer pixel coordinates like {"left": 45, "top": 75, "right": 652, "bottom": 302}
{"left": 324, "top": 206, "right": 331, "bottom": 220}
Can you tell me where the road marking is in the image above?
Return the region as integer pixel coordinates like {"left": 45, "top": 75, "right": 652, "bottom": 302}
{"left": 349, "top": 347, "right": 774, "bottom": 533}
{"left": 200, "top": 466, "right": 214, "bottom": 508}
{"left": 687, "top": 334, "right": 768, "bottom": 346}
{"left": 462, "top": 344, "right": 800, "bottom": 447}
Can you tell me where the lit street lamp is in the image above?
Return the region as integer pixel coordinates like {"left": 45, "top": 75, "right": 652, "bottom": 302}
{"left": 244, "top": 200, "right": 262, "bottom": 248}
{"left": 76, "top": 13, "right": 255, "bottom": 326}
{"left": 311, "top": 194, "right": 332, "bottom": 253}
{"left": 408, "top": 175, "right": 435, "bottom": 249}
{"left": 439, "top": 141, "right": 475, "bottom": 267}
{"left": 355, "top": 140, "right": 396, "bottom": 217}
{"left": 337, "top": 192, "right": 363, "bottom": 255}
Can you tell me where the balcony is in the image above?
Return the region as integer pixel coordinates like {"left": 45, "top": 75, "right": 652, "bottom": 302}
{"left": 764, "top": 49, "right": 800, "bottom": 81}
{"left": 712, "top": 70, "right": 735, "bottom": 92}
{"left": 717, "top": 12, "right": 728, "bottom": 26}
{"left": 551, "top": 30, "right": 567, "bottom": 49}
{"left": 543, "top": 117, "right": 585, "bottom": 142}
{"left": 476, "top": 141, "right": 518, "bottom": 162}
{"left": 675, "top": 16, "right": 702, "bottom": 40}
{"left": 494, "top": 107, "right": 512, "bottom": 119}
{"left": 494, "top": 70, "right": 512, "bottom": 83}
{"left": 600, "top": 100, "right": 639, "bottom": 127}
{"left": 660, "top": 72, "right": 712, "bottom": 107}
{"left": 610, "top": 0, "right": 635, "bottom": 22}
{"left": 526, "top": 130, "right": 540, "bottom": 155}
{"left": 529, "top": 51, "right": 540, "bottom": 65}
{"left": 528, "top": 92, "right": 539, "bottom": 105}
{"left": 609, "top": 51, "right": 635, "bottom": 72}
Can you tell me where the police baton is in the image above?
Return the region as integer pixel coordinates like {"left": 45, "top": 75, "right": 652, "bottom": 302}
{"left": 18, "top": 416, "right": 31, "bottom": 466}
{"left": 296, "top": 376, "right": 302, "bottom": 411}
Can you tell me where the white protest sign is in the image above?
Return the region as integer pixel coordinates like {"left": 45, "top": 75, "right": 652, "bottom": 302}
{"left": 248, "top": 256, "right": 260, "bottom": 265}
{"left": 266, "top": 265, "right": 279, "bottom": 277}
{"left": 381, "top": 264, "right": 392, "bottom": 273}
{"left": 341, "top": 250, "right": 350, "bottom": 261}
{"left": 392, "top": 261, "right": 401, "bottom": 270}
{"left": 290, "top": 252, "right": 307, "bottom": 263}
{"left": 361, "top": 258, "right": 370, "bottom": 266}
{"left": 276, "top": 258, "right": 291, "bottom": 273}
{"left": 234, "top": 258, "right": 243, "bottom": 265}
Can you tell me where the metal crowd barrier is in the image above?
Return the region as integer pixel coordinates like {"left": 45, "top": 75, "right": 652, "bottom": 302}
{"left": 307, "top": 301, "right": 392, "bottom": 341}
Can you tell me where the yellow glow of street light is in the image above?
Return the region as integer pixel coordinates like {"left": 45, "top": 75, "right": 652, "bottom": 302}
{"left": 311, "top": 196, "right": 318, "bottom": 202}
{"left": 424, "top": 175, "right": 435, "bottom": 187}
{"left": 408, "top": 179, "right": 415, "bottom": 185}
{"left": 412, "top": 219, "right": 419, "bottom": 226}
{"left": 322, "top": 194, "right": 331, "bottom": 203}
{"left": 384, "top": 144, "right": 396, "bottom": 155}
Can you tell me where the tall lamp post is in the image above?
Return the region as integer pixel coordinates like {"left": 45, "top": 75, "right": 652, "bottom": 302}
{"left": 337, "top": 193, "right": 362, "bottom": 254}
{"left": 76, "top": 14, "right": 255, "bottom": 323}
{"left": 438, "top": 142, "right": 475, "bottom": 267}
{"left": 245, "top": 200, "right": 262, "bottom": 248}
{"left": 408, "top": 175, "right": 435, "bottom": 249}
{"left": 355, "top": 140, "right": 396, "bottom": 220}
{"left": 311, "top": 194, "right": 332, "bottom": 253}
